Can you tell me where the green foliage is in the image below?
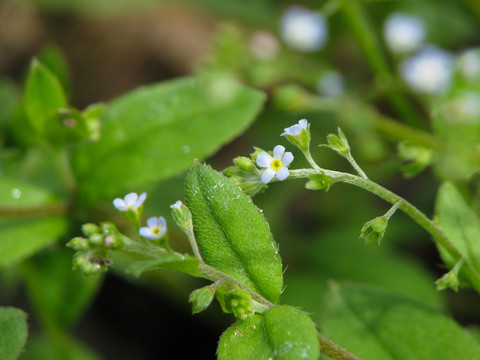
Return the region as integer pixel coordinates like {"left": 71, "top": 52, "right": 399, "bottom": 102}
{"left": 126, "top": 255, "right": 200, "bottom": 278}
{"left": 435, "top": 182, "right": 480, "bottom": 282}
{"left": 218, "top": 305, "right": 320, "bottom": 360}
{"left": 73, "top": 75, "right": 266, "bottom": 207}
{"left": 185, "top": 162, "right": 283, "bottom": 303}
{"left": 0, "top": 307, "right": 28, "bottom": 360}
{"left": 320, "top": 283, "right": 480, "bottom": 360}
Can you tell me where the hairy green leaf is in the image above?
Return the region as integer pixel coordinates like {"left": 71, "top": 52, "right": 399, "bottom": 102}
{"left": 0, "top": 307, "right": 28, "bottom": 360}
{"left": 126, "top": 254, "right": 200, "bottom": 278}
{"left": 24, "top": 59, "right": 67, "bottom": 132}
{"left": 320, "top": 283, "right": 480, "bottom": 360}
{"left": 435, "top": 182, "right": 480, "bottom": 278}
{"left": 0, "top": 177, "right": 68, "bottom": 266}
{"left": 185, "top": 163, "right": 283, "bottom": 303}
{"left": 218, "top": 305, "right": 320, "bottom": 360}
{"left": 73, "top": 75, "right": 266, "bottom": 207}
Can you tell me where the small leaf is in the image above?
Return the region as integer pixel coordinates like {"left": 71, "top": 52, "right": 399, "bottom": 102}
{"left": 73, "top": 75, "right": 266, "bottom": 207}
{"left": 125, "top": 254, "right": 200, "bottom": 278}
{"left": 218, "top": 305, "right": 320, "bottom": 360}
{"left": 185, "top": 163, "right": 283, "bottom": 303}
{"left": 320, "top": 283, "right": 480, "bottom": 360}
{"left": 24, "top": 59, "right": 67, "bottom": 133}
{"left": 189, "top": 286, "right": 215, "bottom": 314}
{"left": 0, "top": 307, "right": 28, "bottom": 360}
{"left": 435, "top": 182, "right": 480, "bottom": 281}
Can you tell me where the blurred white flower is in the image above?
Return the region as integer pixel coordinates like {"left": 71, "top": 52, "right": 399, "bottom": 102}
{"left": 458, "top": 49, "right": 480, "bottom": 81}
{"left": 400, "top": 46, "right": 454, "bottom": 94}
{"left": 139, "top": 216, "right": 167, "bottom": 240}
{"left": 281, "top": 119, "right": 308, "bottom": 136}
{"left": 249, "top": 31, "right": 280, "bottom": 61}
{"left": 256, "top": 145, "right": 294, "bottom": 184}
{"left": 113, "top": 192, "right": 147, "bottom": 211}
{"left": 384, "top": 13, "right": 425, "bottom": 54}
{"left": 280, "top": 6, "right": 327, "bottom": 52}
{"left": 317, "top": 70, "right": 344, "bottom": 97}
{"left": 454, "top": 92, "right": 480, "bottom": 121}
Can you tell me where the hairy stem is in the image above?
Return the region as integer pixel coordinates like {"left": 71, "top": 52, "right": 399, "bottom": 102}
{"left": 318, "top": 333, "right": 360, "bottom": 360}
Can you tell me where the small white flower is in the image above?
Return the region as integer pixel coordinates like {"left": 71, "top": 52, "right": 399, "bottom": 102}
{"left": 113, "top": 192, "right": 147, "bottom": 211}
{"left": 139, "top": 216, "right": 167, "bottom": 240}
{"left": 170, "top": 200, "right": 183, "bottom": 210}
{"left": 317, "top": 71, "right": 344, "bottom": 97}
{"left": 458, "top": 49, "right": 480, "bottom": 81}
{"left": 280, "top": 6, "right": 327, "bottom": 52}
{"left": 281, "top": 119, "right": 308, "bottom": 136}
{"left": 400, "top": 46, "right": 454, "bottom": 94}
{"left": 384, "top": 13, "right": 425, "bottom": 54}
{"left": 256, "top": 145, "right": 294, "bottom": 184}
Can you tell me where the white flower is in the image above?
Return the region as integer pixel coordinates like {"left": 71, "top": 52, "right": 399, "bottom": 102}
{"left": 281, "top": 119, "right": 308, "bottom": 136}
{"left": 139, "top": 216, "right": 167, "bottom": 240}
{"left": 384, "top": 13, "right": 425, "bottom": 54}
{"left": 113, "top": 192, "right": 147, "bottom": 211}
{"left": 170, "top": 200, "right": 183, "bottom": 210}
{"left": 458, "top": 49, "right": 480, "bottom": 81}
{"left": 280, "top": 6, "right": 327, "bottom": 52}
{"left": 256, "top": 145, "right": 294, "bottom": 184}
{"left": 317, "top": 71, "right": 344, "bottom": 97}
{"left": 400, "top": 46, "right": 454, "bottom": 94}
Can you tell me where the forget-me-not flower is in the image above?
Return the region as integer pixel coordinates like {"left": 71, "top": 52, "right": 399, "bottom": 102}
{"left": 256, "top": 145, "right": 294, "bottom": 184}
{"left": 400, "top": 46, "right": 454, "bottom": 94}
{"left": 113, "top": 192, "right": 147, "bottom": 211}
{"left": 280, "top": 6, "right": 327, "bottom": 52}
{"left": 282, "top": 119, "right": 308, "bottom": 137}
{"left": 139, "top": 216, "right": 167, "bottom": 240}
{"left": 384, "top": 13, "right": 425, "bottom": 54}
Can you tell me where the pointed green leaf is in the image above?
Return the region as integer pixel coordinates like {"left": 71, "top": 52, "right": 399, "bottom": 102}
{"left": 185, "top": 163, "right": 283, "bottom": 303}
{"left": 320, "top": 283, "right": 480, "bottom": 360}
{"left": 73, "top": 75, "right": 266, "bottom": 207}
{"left": 24, "top": 59, "right": 67, "bottom": 132}
{"left": 435, "top": 182, "right": 480, "bottom": 277}
{"left": 0, "top": 307, "right": 28, "bottom": 360}
{"left": 218, "top": 305, "right": 320, "bottom": 360}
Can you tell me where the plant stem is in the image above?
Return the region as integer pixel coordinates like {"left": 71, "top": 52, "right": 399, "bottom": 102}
{"left": 289, "top": 168, "right": 480, "bottom": 293}
{"left": 341, "top": 0, "right": 423, "bottom": 128}
{"left": 0, "top": 202, "right": 68, "bottom": 218}
{"left": 52, "top": 147, "right": 77, "bottom": 196}
{"left": 318, "top": 333, "right": 360, "bottom": 360}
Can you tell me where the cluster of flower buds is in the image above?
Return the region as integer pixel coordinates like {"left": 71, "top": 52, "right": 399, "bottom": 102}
{"left": 223, "top": 151, "right": 268, "bottom": 196}
{"left": 216, "top": 285, "right": 255, "bottom": 320}
{"left": 67, "top": 222, "right": 125, "bottom": 275}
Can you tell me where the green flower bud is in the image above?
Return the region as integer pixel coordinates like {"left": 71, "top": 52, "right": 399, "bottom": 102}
{"left": 66, "top": 237, "right": 90, "bottom": 251}
{"left": 170, "top": 201, "right": 193, "bottom": 234}
{"left": 233, "top": 156, "right": 255, "bottom": 172}
{"left": 305, "top": 173, "right": 335, "bottom": 191}
{"left": 189, "top": 286, "right": 216, "bottom": 314}
{"left": 360, "top": 216, "right": 388, "bottom": 245}
{"left": 82, "top": 223, "right": 100, "bottom": 237}
{"left": 327, "top": 128, "right": 350, "bottom": 157}
{"left": 436, "top": 259, "right": 463, "bottom": 292}
{"left": 216, "top": 286, "right": 255, "bottom": 320}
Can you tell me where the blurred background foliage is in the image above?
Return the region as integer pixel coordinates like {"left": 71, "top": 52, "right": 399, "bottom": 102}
{"left": 1, "top": 0, "right": 480, "bottom": 358}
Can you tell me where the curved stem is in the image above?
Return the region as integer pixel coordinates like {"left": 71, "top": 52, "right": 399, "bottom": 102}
{"left": 289, "top": 169, "right": 480, "bottom": 293}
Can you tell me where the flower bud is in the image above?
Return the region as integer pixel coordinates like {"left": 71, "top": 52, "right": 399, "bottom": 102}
{"left": 170, "top": 201, "right": 193, "bottom": 234}
{"left": 216, "top": 286, "right": 255, "bottom": 320}
{"left": 66, "top": 237, "right": 90, "bottom": 251}
{"left": 326, "top": 128, "right": 350, "bottom": 157}
{"left": 360, "top": 217, "right": 388, "bottom": 245}
{"left": 82, "top": 223, "right": 100, "bottom": 237}
{"left": 305, "top": 173, "right": 335, "bottom": 191}
{"left": 189, "top": 286, "right": 215, "bottom": 314}
{"left": 233, "top": 156, "right": 255, "bottom": 172}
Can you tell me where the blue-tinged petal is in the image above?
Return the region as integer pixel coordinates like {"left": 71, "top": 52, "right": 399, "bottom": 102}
{"left": 257, "top": 152, "right": 273, "bottom": 168}
{"left": 261, "top": 168, "right": 276, "bottom": 184}
{"left": 276, "top": 167, "right": 290, "bottom": 181}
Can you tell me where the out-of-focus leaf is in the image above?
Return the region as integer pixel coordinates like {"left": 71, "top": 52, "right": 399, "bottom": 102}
{"left": 24, "top": 59, "right": 67, "bottom": 133}
{"left": 37, "top": 44, "right": 71, "bottom": 98}
{"left": 435, "top": 182, "right": 480, "bottom": 281}
{"left": 0, "top": 307, "right": 28, "bottom": 360}
{"left": 21, "top": 248, "right": 101, "bottom": 330}
{"left": 20, "top": 334, "right": 101, "bottom": 360}
{"left": 73, "top": 75, "right": 266, "bottom": 207}
{"left": 126, "top": 253, "right": 200, "bottom": 278}
{"left": 185, "top": 163, "right": 283, "bottom": 303}
{"left": 320, "top": 283, "right": 480, "bottom": 360}
{"left": 218, "top": 305, "right": 320, "bottom": 360}
{"left": 0, "top": 177, "right": 68, "bottom": 266}
{"left": 0, "top": 78, "right": 19, "bottom": 130}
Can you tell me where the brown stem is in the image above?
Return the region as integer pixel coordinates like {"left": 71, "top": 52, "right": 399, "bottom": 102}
{"left": 318, "top": 333, "right": 360, "bottom": 360}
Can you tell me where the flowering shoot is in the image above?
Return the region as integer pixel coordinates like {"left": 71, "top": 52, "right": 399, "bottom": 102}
{"left": 256, "top": 145, "right": 294, "bottom": 184}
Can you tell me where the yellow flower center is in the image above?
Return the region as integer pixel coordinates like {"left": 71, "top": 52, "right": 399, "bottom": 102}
{"left": 271, "top": 159, "right": 282, "bottom": 171}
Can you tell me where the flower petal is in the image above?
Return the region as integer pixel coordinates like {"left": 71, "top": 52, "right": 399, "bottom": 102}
{"left": 273, "top": 145, "right": 286, "bottom": 159}
{"left": 124, "top": 192, "right": 138, "bottom": 207}
{"left": 256, "top": 152, "right": 273, "bottom": 168}
{"left": 113, "top": 198, "right": 127, "bottom": 211}
{"left": 147, "top": 216, "right": 159, "bottom": 227}
{"left": 134, "top": 192, "right": 147, "bottom": 208}
{"left": 281, "top": 151, "right": 294, "bottom": 166}
{"left": 275, "top": 167, "right": 290, "bottom": 181}
{"left": 298, "top": 119, "right": 308, "bottom": 129}
{"left": 261, "top": 168, "right": 276, "bottom": 184}
{"left": 139, "top": 227, "right": 154, "bottom": 239}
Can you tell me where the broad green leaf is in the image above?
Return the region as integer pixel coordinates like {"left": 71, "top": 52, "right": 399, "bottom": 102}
{"left": 435, "top": 182, "right": 480, "bottom": 277}
{"left": 0, "top": 177, "right": 68, "bottom": 266}
{"left": 218, "top": 305, "right": 320, "bottom": 360}
{"left": 126, "top": 253, "right": 200, "bottom": 278}
{"left": 24, "top": 59, "right": 67, "bottom": 132}
{"left": 37, "top": 44, "right": 71, "bottom": 98}
{"left": 320, "top": 283, "right": 480, "bottom": 360}
{"left": 21, "top": 248, "right": 101, "bottom": 329}
{"left": 185, "top": 162, "right": 283, "bottom": 303}
{"left": 0, "top": 307, "right": 28, "bottom": 360}
{"left": 73, "top": 75, "right": 266, "bottom": 207}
